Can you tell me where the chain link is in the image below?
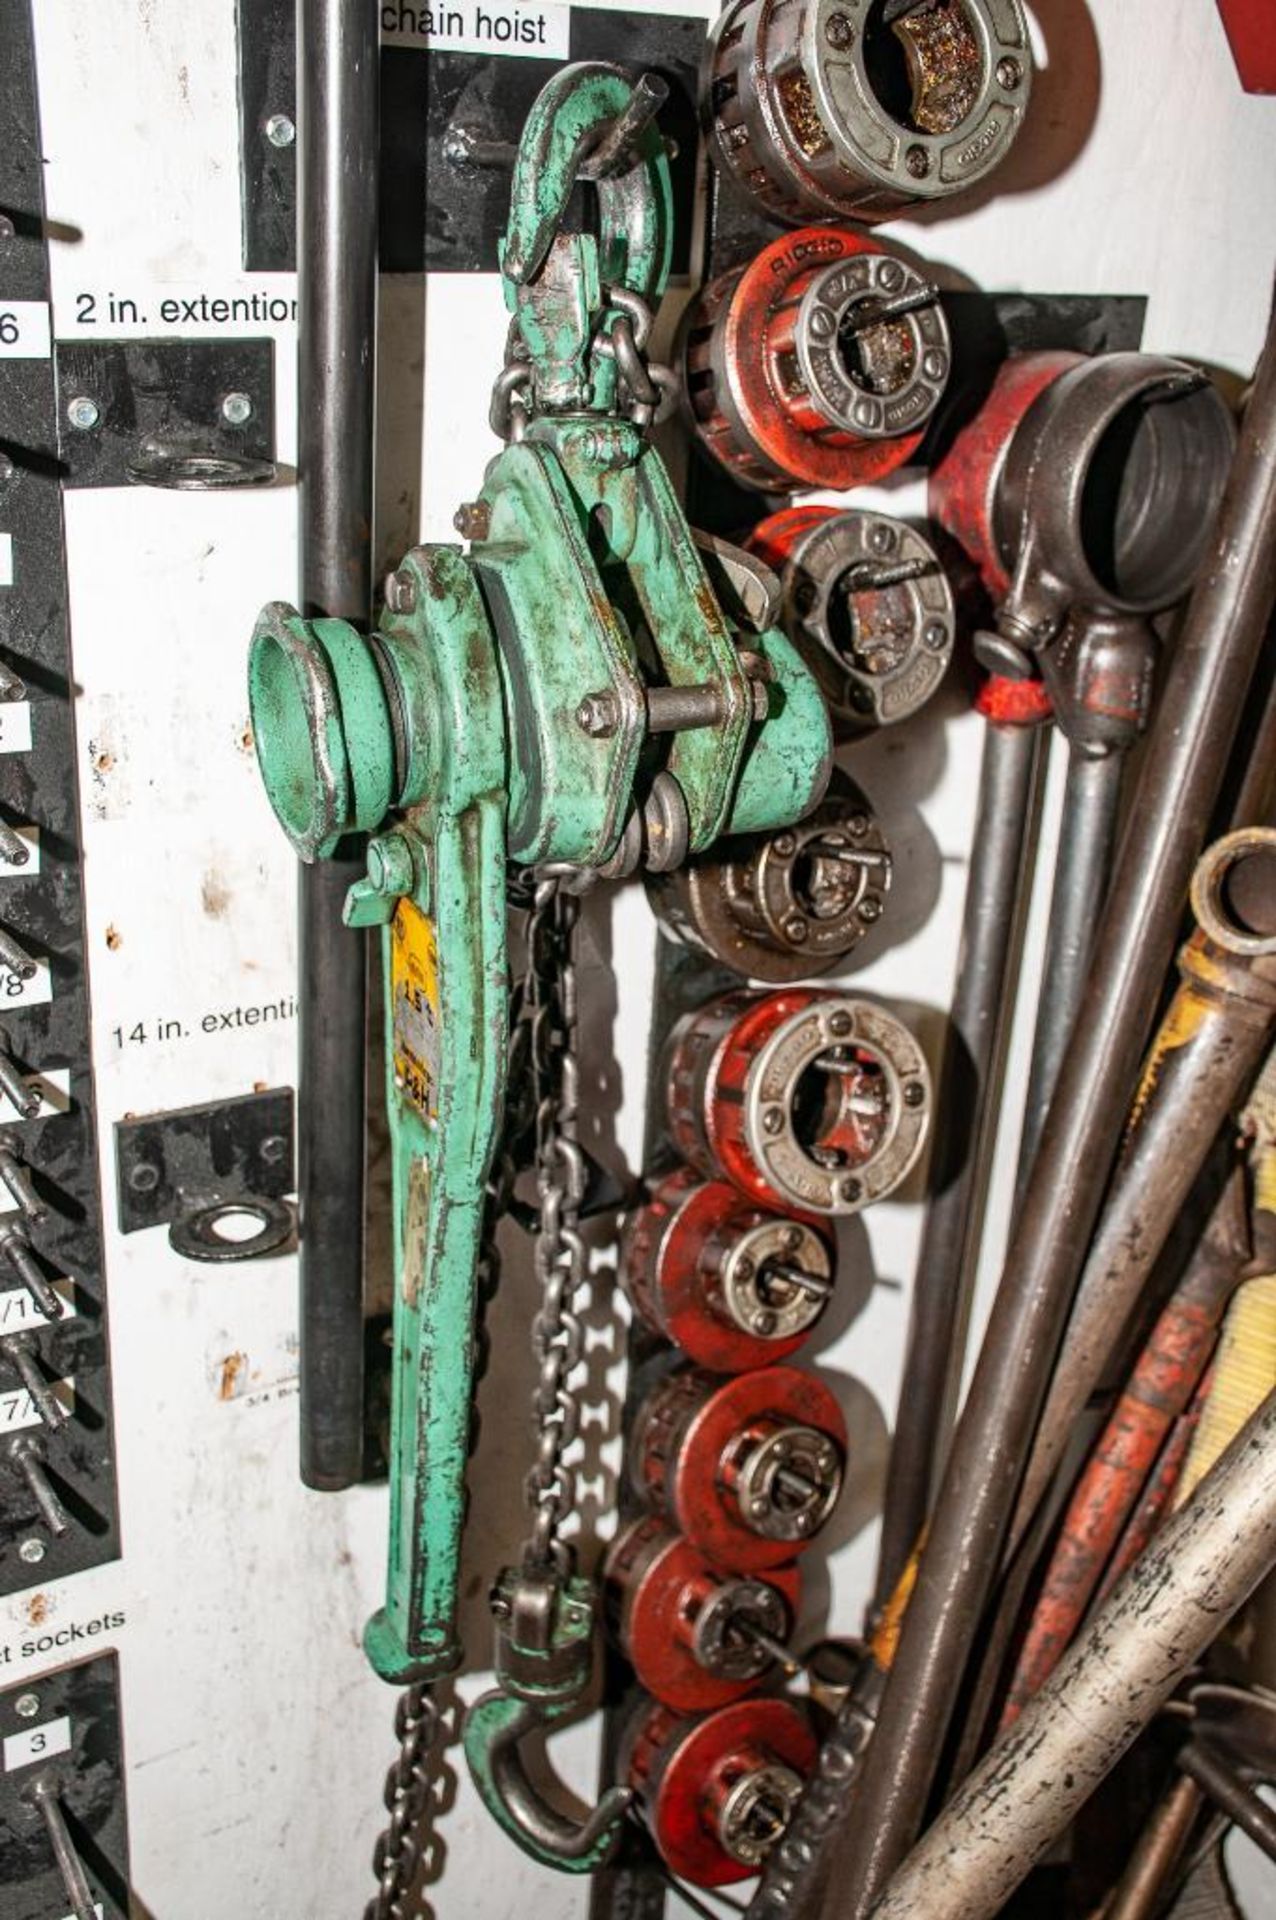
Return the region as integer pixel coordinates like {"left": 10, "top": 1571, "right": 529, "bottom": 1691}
{"left": 364, "top": 1684, "right": 442, "bottom": 1920}
{"left": 489, "top": 292, "right": 676, "bottom": 445}
{"left": 520, "top": 876, "right": 591, "bottom": 1570}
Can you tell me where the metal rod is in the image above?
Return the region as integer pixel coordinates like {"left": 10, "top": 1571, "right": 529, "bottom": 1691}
{"left": 867, "top": 1388, "right": 1276, "bottom": 1920}
{"left": 8, "top": 1433, "right": 68, "bottom": 1535}
{"left": 0, "top": 1146, "right": 45, "bottom": 1222}
{"left": 294, "top": 0, "right": 378, "bottom": 1489}
{"left": 1015, "top": 748, "right": 1126, "bottom": 1184}
{"left": 0, "top": 1221, "right": 62, "bottom": 1319}
{"left": 841, "top": 558, "right": 934, "bottom": 594}
{"left": 0, "top": 1035, "right": 39, "bottom": 1119}
{"left": 999, "top": 1169, "right": 1248, "bottom": 1724}
{"left": 759, "top": 1263, "right": 833, "bottom": 1301}
{"left": 0, "top": 820, "right": 30, "bottom": 867}
{"left": 841, "top": 284, "right": 940, "bottom": 336}
{"left": 728, "top": 1614, "right": 803, "bottom": 1678}
{"left": 1, "top": 1333, "right": 66, "bottom": 1431}
{"left": 825, "top": 304, "right": 1276, "bottom": 1920}
{"left": 1007, "top": 842, "right": 1276, "bottom": 1567}
{"left": 27, "top": 1771, "right": 97, "bottom": 1920}
{"left": 1179, "top": 1739, "right": 1276, "bottom": 1866}
{"left": 0, "top": 926, "right": 35, "bottom": 980}
{"left": 1105, "top": 1775, "right": 1204, "bottom": 1920}
{"left": 873, "top": 717, "right": 1045, "bottom": 1610}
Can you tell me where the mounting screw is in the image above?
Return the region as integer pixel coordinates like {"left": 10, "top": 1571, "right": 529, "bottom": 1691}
{"left": 867, "top": 523, "right": 896, "bottom": 557}
{"left": 824, "top": 11, "right": 853, "bottom": 46}
{"left": 66, "top": 395, "right": 100, "bottom": 431}
{"left": 996, "top": 56, "right": 1022, "bottom": 89}
{"left": 923, "top": 621, "right": 948, "bottom": 652}
{"left": 858, "top": 897, "right": 883, "bottom": 923}
{"left": 839, "top": 1177, "right": 862, "bottom": 1206}
{"left": 763, "top": 1106, "right": 786, "bottom": 1137}
{"left": 0, "top": 454, "right": 14, "bottom": 486}
{"left": 260, "top": 1134, "right": 288, "bottom": 1166}
{"left": 384, "top": 570, "right": 417, "bottom": 615}
{"left": 782, "top": 914, "right": 808, "bottom": 945}
{"left": 264, "top": 113, "right": 296, "bottom": 148}
{"left": 828, "top": 1010, "right": 853, "bottom": 1038}
{"left": 18, "top": 1536, "right": 45, "bottom": 1564}
{"left": 903, "top": 1080, "right": 926, "bottom": 1108}
{"left": 221, "top": 391, "right": 253, "bottom": 427}
{"left": 128, "top": 1161, "right": 161, "bottom": 1195}
{"left": 13, "top": 1692, "right": 40, "bottom": 1720}
{"left": 906, "top": 145, "right": 931, "bottom": 180}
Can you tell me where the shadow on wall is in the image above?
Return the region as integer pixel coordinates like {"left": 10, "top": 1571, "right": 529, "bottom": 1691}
{"left": 909, "top": 0, "right": 1103, "bottom": 229}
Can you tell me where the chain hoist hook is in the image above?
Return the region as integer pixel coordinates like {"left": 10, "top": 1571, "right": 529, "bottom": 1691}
{"left": 463, "top": 1563, "right": 633, "bottom": 1870}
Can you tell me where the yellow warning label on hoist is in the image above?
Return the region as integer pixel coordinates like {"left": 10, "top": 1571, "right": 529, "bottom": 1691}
{"left": 390, "top": 898, "right": 441, "bottom": 1119}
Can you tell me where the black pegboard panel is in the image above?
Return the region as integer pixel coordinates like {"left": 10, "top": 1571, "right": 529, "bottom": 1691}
{"left": 0, "top": 1652, "right": 130, "bottom": 1919}
{"left": 236, "top": 2, "right": 705, "bottom": 274}
{"left": 0, "top": 0, "right": 120, "bottom": 1599}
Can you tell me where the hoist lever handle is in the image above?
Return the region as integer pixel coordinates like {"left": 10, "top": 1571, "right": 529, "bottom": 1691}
{"left": 463, "top": 1565, "right": 632, "bottom": 1870}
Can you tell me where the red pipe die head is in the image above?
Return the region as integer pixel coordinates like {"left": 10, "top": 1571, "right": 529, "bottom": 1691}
{"left": 679, "top": 227, "right": 950, "bottom": 494}
{"left": 621, "top": 1693, "right": 818, "bottom": 1887}
{"left": 629, "top": 1364, "right": 848, "bottom": 1571}
{"left": 604, "top": 1515, "right": 802, "bottom": 1713}
{"left": 622, "top": 1168, "right": 835, "bottom": 1372}
{"left": 665, "top": 986, "right": 931, "bottom": 1217}
{"left": 749, "top": 505, "right": 955, "bottom": 733}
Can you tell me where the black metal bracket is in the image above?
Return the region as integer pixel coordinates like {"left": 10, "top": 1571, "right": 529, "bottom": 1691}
{"left": 235, "top": 1, "right": 705, "bottom": 274}
{"left": 114, "top": 1088, "right": 295, "bottom": 1263}
{"left": 0, "top": 1652, "right": 131, "bottom": 1920}
{"left": 53, "top": 339, "right": 277, "bottom": 491}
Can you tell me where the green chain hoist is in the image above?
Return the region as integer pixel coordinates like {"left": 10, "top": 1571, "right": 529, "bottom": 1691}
{"left": 246, "top": 61, "right": 831, "bottom": 1880}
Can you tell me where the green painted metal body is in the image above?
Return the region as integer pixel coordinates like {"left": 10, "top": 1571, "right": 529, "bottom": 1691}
{"left": 245, "top": 58, "right": 831, "bottom": 1862}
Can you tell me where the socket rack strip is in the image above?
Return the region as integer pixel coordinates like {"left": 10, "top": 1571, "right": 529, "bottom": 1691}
{"left": 0, "top": 0, "right": 120, "bottom": 1599}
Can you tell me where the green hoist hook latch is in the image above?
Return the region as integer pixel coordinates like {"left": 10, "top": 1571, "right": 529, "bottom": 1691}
{"left": 246, "top": 61, "right": 831, "bottom": 1871}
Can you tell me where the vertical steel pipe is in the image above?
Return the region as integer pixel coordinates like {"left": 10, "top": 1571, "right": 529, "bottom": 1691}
{"left": 295, "top": 0, "right": 379, "bottom": 1488}
{"left": 1016, "top": 747, "right": 1126, "bottom": 1181}
{"left": 868, "top": 1388, "right": 1276, "bottom": 1920}
{"left": 873, "top": 705, "right": 1046, "bottom": 1608}
{"left": 818, "top": 305, "right": 1276, "bottom": 1920}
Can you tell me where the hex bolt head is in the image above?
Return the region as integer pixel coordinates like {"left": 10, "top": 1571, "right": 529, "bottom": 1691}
{"left": 264, "top": 113, "right": 296, "bottom": 147}
{"left": 385, "top": 570, "right": 417, "bottom": 615}
{"left": 128, "top": 1162, "right": 161, "bottom": 1195}
{"left": 18, "top": 1537, "right": 44, "bottom": 1564}
{"left": 66, "top": 395, "right": 100, "bottom": 431}
{"left": 453, "top": 500, "right": 491, "bottom": 543}
{"left": 996, "top": 56, "right": 1022, "bottom": 89}
{"left": 824, "top": 11, "right": 853, "bottom": 45}
{"left": 576, "top": 693, "right": 619, "bottom": 738}
{"left": 221, "top": 391, "right": 253, "bottom": 427}
{"left": 13, "top": 1691, "right": 39, "bottom": 1719}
